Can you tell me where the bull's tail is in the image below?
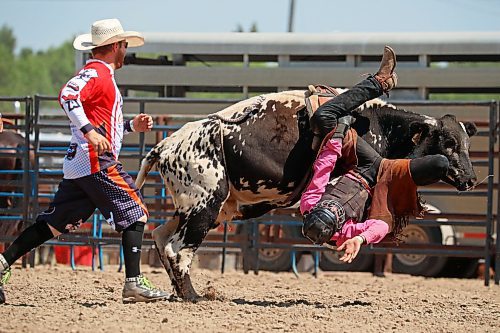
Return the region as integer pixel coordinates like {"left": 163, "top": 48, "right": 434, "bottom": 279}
{"left": 135, "top": 144, "right": 162, "bottom": 189}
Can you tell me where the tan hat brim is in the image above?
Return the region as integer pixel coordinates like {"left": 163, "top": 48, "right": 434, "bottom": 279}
{"left": 73, "top": 31, "right": 144, "bottom": 51}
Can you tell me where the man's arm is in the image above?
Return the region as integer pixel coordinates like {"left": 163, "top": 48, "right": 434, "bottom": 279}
{"left": 336, "top": 219, "right": 390, "bottom": 263}
{"left": 59, "top": 80, "right": 111, "bottom": 155}
{"left": 124, "top": 114, "right": 153, "bottom": 134}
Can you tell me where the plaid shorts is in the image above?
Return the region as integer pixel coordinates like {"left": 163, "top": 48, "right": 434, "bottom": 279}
{"left": 37, "top": 163, "right": 148, "bottom": 233}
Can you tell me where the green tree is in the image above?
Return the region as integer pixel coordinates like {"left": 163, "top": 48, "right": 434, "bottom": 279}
{"left": 0, "top": 26, "right": 16, "bottom": 95}
{"left": 0, "top": 43, "right": 16, "bottom": 96}
{"left": 42, "top": 41, "right": 75, "bottom": 94}
{"left": 0, "top": 25, "right": 74, "bottom": 97}
{"left": 12, "top": 48, "right": 52, "bottom": 96}
{"left": 0, "top": 25, "right": 16, "bottom": 54}
{"left": 234, "top": 22, "right": 258, "bottom": 32}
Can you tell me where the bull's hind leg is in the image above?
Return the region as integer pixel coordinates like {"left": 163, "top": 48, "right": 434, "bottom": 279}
{"left": 155, "top": 185, "right": 229, "bottom": 301}
{"left": 152, "top": 117, "right": 231, "bottom": 301}
{"left": 153, "top": 213, "right": 208, "bottom": 300}
{"left": 152, "top": 216, "right": 180, "bottom": 290}
{"left": 158, "top": 207, "right": 225, "bottom": 302}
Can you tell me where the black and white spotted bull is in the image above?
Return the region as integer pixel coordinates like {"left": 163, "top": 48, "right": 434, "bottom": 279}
{"left": 135, "top": 90, "right": 477, "bottom": 301}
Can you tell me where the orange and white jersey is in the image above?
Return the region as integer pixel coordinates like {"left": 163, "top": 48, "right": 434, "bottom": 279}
{"left": 59, "top": 59, "right": 133, "bottom": 179}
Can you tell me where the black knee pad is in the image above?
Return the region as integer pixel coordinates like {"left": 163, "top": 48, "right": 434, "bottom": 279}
{"left": 302, "top": 202, "right": 345, "bottom": 244}
{"left": 310, "top": 108, "right": 338, "bottom": 137}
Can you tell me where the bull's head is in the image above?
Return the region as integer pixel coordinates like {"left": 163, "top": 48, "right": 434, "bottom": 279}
{"left": 410, "top": 114, "right": 477, "bottom": 191}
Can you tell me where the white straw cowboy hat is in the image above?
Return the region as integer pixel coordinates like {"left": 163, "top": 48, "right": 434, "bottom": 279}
{"left": 73, "top": 18, "right": 144, "bottom": 51}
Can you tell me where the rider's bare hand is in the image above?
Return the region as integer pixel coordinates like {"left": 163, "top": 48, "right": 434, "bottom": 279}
{"left": 337, "top": 236, "right": 363, "bottom": 263}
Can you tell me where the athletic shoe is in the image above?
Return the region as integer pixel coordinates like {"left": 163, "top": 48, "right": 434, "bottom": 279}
{"left": 0, "top": 268, "right": 12, "bottom": 305}
{"left": 122, "top": 274, "right": 169, "bottom": 303}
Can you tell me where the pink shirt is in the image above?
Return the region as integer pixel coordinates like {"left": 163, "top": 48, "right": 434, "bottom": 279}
{"left": 332, "top": 218, "right": 389, "bottom": 245}
{"left": 300, "top": 138, "right": 389, "bottom": 245}
{"left": 300, "top": 138, "right": 343, "bottom": 215}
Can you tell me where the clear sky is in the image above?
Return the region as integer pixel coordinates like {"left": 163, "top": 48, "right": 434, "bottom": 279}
{"left": 1, "top": 0, "right": 500, "bottom": 53}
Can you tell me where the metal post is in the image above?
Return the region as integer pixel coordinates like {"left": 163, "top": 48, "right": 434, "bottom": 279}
{"left": 25, "top": 97, "right": 35, "bottom": 268}
{"left": 252, "top": 220, "right": 259, "bottom": 275}
{"left": 484, "top": 101, "right": 496, "bottom": 286}
{"left": 291, "top": 249, "right": 299, "bottom": 278}
{"left": 92, "top": 214, "right": 97, "bottom": 272}
{"left": 243, "top": 54, "right": 249, "bottom": 99}
{"left": 22, "top": 97, "right": 31, "bottom": 228}
{"left": 221, "top": 221, "right": 228, "bottom": 274}
{"left": 495, "top": 101, "right": 500, "bottom": 285}
{"left": 139, "top": 101, "right": 146, "bottom": 166}
{"left": 118, "top": 245, "right": 124, "bottom": 273}
{"left": 32, "top": 96, "right": 41, "bottom": 219}
{"left": 314, "top": 251, "right": 320, "bottom": 278}
{"left": 70, "top": 245, "right": 76, "bottom": 270}
{"left": 98, "top": 216, "right": 104, "bottom": 271}
{"left": 287, "top": 0, "right": 295, "bottom": 32}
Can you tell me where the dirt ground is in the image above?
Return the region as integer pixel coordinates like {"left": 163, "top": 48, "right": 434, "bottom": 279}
{"left": 0, "top": 264, "right": 498, "bottom": 333}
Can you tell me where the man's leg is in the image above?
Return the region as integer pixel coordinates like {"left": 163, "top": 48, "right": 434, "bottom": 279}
{"left": 410, "top": 155, "right": 449, "bottom": 186}
{"left": 121, "top": 217, "right": 169, "bottom": 303}
{"left": 310, "top": 46, "right": 397, "bottom": 138}
{"left": 0, "top": 220, "right": 55, "bottom": 304}
{"left": 122, "top": 219, "right": 146, "bottom": 278}
{"left": 0, "top": 221, "right": 55, "bottom": 268}
{"left": 0, "top": 179, "right": 95, "bottom": 304}
{"left": 77, "top": 164, "right": 169, "bottom": 303}
{"left": 354, "top": 137, "right": 384, "bottom": 188}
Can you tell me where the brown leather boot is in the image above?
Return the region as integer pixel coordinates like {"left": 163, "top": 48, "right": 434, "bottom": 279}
{"left": 374, "top": 46, "right": 397, "bottom": 93}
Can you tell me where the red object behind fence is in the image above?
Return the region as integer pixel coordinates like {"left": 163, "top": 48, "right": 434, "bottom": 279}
{"left": 54, "top": 246, "right": 93, "bottom": 266}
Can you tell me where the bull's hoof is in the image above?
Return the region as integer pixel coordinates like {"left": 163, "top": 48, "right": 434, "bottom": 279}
{"left": 184, "top": 293, "right": 206, "bottom": 303}
{"left": 0, "top": 288, "right": 5, "bottom": 304}
{"left": 159, "top": 294, "right": 199, "bottom": 303}
{"left": 167, "top": 294, "right": 183, "bottom": 302}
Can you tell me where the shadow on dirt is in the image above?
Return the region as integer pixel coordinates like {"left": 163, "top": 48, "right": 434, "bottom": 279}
{"left": 231, "top": 298, "right": 372, "bottom": 308}
{"left": 232, "top": 298, "right": 326, "bottom": 308}
{"left": 4, "top": 303, "right": 36, "bottom": 308}
{"left": 78, "top": 301, "right": 107, "bottom": 308}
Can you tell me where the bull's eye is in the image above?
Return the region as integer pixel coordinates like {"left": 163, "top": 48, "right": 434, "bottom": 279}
{"left": 444, "top": 138, "right": 457, "bottom": 149}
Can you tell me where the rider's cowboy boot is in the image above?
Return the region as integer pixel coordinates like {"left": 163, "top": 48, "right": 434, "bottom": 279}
{"left": 374, "top": 46, "right": 397, "bottom": 93}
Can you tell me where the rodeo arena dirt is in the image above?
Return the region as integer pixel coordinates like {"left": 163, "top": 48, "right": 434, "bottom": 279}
{"left": 0, "top": 264, "right": 498, "bottom": 332}
{"left": 1, "top": 31, "right": 500, "bottom": 333}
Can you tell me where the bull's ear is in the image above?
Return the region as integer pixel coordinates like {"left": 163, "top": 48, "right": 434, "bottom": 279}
{"left": 463, "top": 121, "right": 477, "bottom": 137}
{"left": 409, "top": 122, "right": 430, "bottom": 145}
{"left": 442, "top": 114, "right": 457, "bottom": 121}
